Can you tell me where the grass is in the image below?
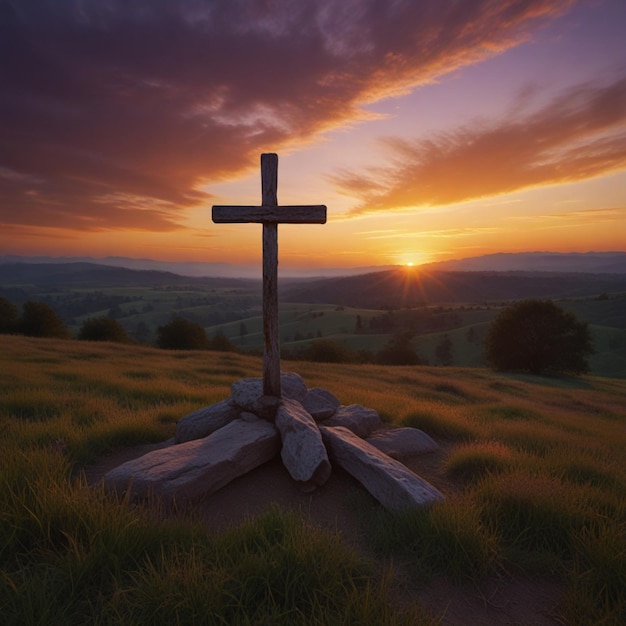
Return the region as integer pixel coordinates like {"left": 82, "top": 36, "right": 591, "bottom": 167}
{"left": 365, "top": 499, "right": 499, "bottom": 583}
{"left": 1, "top": 334, "right": 625, "bottom": 624}
{"left": 443, "top": 441, "right": 515, "bottom": 483}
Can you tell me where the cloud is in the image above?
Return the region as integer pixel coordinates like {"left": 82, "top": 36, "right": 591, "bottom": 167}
{"left": 511, "top": 207, "right": 626, "bottom": 226}
{"left": 363, "top": 226, "right": 503, "bottom": 240}
{"left": 0, "top": 0, "right": 573, "bottom": 232}
{"left": 335, "top": 77, "right": 626, "bottom": 215}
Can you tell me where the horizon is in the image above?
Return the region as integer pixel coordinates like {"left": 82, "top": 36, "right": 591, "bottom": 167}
{"left": 1, "top": 1, "right": 625, "bottom": 268}
{"left": 3, "top": 249, "right": 625, "bottom": 280}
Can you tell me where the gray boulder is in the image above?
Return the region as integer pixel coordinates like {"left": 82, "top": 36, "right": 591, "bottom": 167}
{"left": 320, "top": 425, "right": 444, "bottom": 511}
{"left": 302, "top": 387, "right": 341, "bottom": 421}
{"left": 231, "top": 372, "right": 308, "bottom": 415}
{"left": 275, "top": 398, "right": 331, "bottom": 487}
{"left": 105, "top": 417, "right": 280, "bottom": 502}
{"left": 175, "top": 398, "right": 240, "bottom": 443}
{"left": 323, "top": 404, "right": 381, "bottom": 437}
{"left": 366, "top": 427, "right": 439, "bottom": 459}
{"left": 281, "top": 372, "right": 309, "bottom": 402}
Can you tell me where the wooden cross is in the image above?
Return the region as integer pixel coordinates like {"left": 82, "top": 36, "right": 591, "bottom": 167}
{"left": 212, "top": 153, "right": 327, "bottom": 398}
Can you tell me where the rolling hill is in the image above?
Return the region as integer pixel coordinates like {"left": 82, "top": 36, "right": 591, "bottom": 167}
{"left": 422, "top": 251, "right": 626, "bottom": 274}
{"left": 283, "top": 268, "right": 626, "bottom": 308}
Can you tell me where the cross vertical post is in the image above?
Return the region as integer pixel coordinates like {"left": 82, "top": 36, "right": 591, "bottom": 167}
{"left": 261, "top": 154, "right": 280, "bottom": 397}
{"left": 212, "top": 153, "right": 327, "bottom": 399}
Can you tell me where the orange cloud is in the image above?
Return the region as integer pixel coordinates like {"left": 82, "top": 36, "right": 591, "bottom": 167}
{"left": 334, "top": 77, "right": 626, "bottom": 214}
{"left": 0, "top": 0, "right": 574, "bottom": 233}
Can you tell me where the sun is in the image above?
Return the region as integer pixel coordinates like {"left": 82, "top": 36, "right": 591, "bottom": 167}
{"left": 397, "top": 252, "right": 432, "bottom": 268}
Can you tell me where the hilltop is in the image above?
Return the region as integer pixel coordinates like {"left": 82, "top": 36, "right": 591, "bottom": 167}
{"left": 1, "top": 334, "right": 625, "bottom": 624}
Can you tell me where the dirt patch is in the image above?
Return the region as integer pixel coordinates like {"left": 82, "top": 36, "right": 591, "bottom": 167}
{"left": 81, "top": 438, "right": 565, "bottom": 625}
{"left": 390, "top": 573, "right": 565, "bottom": 625}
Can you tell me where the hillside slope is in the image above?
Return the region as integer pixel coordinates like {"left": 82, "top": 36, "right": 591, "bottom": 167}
{"left": 284, "top": 269, "right": 626, "bottom": 308}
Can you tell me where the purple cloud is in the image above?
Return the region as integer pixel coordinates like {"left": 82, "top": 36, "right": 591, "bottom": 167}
{"left": 333, "top": 76, "right": 626, "bottom": 214}
{"left": 0, "top": 0, "right": 575, "bottom": 231}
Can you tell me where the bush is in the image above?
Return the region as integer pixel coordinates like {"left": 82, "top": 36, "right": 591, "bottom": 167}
{"left": 0, "top": 296, "right": 19, "bottom": 333}
{"left": 485, "top": 300, "right": 593, "bottom": 375}
{"left": 19, "top": 301, "right": 71, "bottom": 338}
{"left": 78, "top": 317, "right": 131, "bottom": 343}
{"left": 156, "top": 316, "right": 210, "bottom": 350}
{"left": 209, "top": 330, "right": 237, "bottom": 352}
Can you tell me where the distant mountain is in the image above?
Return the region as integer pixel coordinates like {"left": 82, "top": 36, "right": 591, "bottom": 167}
{"left": 0, "top": 255, "right": 261, "bottom": 279}
{"left": 0, "top": 262, "right": 257, "bottom": 288}
{"left": 423, "top": 252, "right": 626, "bottom": 274}
{"left": 284, "top": 268, "right": 626, "bottom": 308}
{"left": 2, "top": 251, "right": 624, "bottom": 280}
{"left": 0, "top": 255, "right": 394, "bottom": 279}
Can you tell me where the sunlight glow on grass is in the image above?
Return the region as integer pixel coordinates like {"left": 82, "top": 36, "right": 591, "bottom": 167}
{"left": 1, "top": 335, "right": 625, "bottom": 623}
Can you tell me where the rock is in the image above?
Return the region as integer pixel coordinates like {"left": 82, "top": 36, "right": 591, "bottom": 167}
{"left": 104, "top": 418, "right": 280, "bottom": 503}
{"left": 175, "top": 398, "right": 240, "bottom": 443}
{"left": 323, "top": 404, "right": 381, "bottom": 438}
{"left": 231, "top": 372, "right": 308, "bottom": 417}
{"left": 281, "top": 372, "right": 308, "bottom": 402}
{"left": 366, "top": 428, "right": 439, "bottom": 459}
{"left": 320, "top": 425, "right": 444, "bottom": 511}
{"left": 275, "top": 398, "right": 331, "bottom": 487}
{"left": 230, "top": 377, "right": 265, "bottom": 412}
{"left": 302, "top": 387, "right": 341, "bottom": 421}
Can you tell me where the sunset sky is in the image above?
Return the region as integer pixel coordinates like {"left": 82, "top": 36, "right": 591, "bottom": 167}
{"left": 1, "top": 0, "right": 625, "bottom": 274}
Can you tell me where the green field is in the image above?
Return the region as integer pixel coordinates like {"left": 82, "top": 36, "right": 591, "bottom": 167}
{"left": 1, "top": 335, "right": 625, "bottom": 624}
{"left": 4, "top": 269, "right": 626, "bottom": 377}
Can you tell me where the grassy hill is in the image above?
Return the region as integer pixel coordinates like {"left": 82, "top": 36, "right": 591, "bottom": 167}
{"left": 1, "top": 335, "right": 625, "bottom": 624}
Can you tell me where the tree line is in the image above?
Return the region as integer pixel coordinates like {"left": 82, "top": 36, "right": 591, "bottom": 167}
{"left": 0, "top": 298, "right": 237, "bottom": 352}
{"left": 0, "top": 296, "right": 594, "bottom": 376}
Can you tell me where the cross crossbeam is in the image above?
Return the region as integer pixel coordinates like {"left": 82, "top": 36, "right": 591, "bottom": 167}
{"left": 212, "top": 153, "right": 327, "bottom": 398}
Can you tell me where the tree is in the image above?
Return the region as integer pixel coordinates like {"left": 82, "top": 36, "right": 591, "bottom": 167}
{"left": 20, "top": 301, "right": 70, "bottom": 338}
{"left": 377, "top": 332, "right": 421, "bottom": 365}
{"left": 466, "top": 327, "right": 476, "bottom": 344}
{"left": 156, "top": 316, "right": 210, "bottom": 350}
{"left": 485, "top": 299, "right": 593, "bottom": 375}
{"left": 0, "top": 296, "right": 19, "bottom": 334}
{"left": 355, "top": 314, "right": 363, "bottom": 332}
{"left": 78, "top": 317, "right": 131, "bottom": 343}
{"left": 209, "top": 330, "right": 237, "bottom": 352}
{"left": 435, "top": 334, "right": 454, "bottom": 366}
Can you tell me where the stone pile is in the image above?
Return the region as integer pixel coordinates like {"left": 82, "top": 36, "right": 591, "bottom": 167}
{"left": 104, "top": 372, "right": 444, "bottom": 512}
